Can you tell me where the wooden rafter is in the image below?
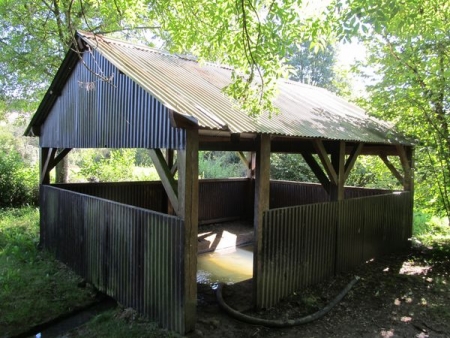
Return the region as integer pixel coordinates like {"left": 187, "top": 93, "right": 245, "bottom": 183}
{"left": 149, "top": 149, "right": 179, "bottom": 214}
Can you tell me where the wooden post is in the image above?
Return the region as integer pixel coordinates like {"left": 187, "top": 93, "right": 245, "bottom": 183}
{"left": 166, "top": 149, "right": 175, "bottom": 215}
{"left": 40, "top": 147, "right": 57, "bottom": 185}
{"left": 253, "top": 134, "right": 271, "bottom": 309}
{"left": 330, "top": 141, "right": 345, "bottom": 201}
{"left": 177, "top": 130, "right": 199, "bottom": 333}
{"left": 396, "top": 145, "right": 414, "bottom": 192}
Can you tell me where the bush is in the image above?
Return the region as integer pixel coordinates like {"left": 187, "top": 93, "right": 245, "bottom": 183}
{"left": 199, "top": 151, "right": 245, "bottom": 178}
{"left": 77, "top": 149, "right": 136, "bottom": 182}
{"left": 0, "top": 128, "right": 38, "bottom": 207}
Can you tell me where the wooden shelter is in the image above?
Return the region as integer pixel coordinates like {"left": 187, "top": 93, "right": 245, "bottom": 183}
{"left": 25, "top": 31, "right": 414, "bottom": 334}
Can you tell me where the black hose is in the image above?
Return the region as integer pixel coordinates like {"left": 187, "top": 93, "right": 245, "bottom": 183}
{"left": 216, "top": 276, "right": 360, "bottom": 328}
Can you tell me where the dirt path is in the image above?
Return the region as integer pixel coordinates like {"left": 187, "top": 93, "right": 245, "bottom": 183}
{"left": 190, "top": 246, "right": 450, "bottom": 338}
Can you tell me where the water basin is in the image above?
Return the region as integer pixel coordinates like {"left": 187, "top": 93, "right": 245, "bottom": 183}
{"left": 197, "top": 245, "right": 253, "bottom": 285}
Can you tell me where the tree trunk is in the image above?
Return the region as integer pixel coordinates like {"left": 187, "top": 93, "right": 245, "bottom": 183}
{"left": 55, "top": 156, "right": 69, "bottom": 183}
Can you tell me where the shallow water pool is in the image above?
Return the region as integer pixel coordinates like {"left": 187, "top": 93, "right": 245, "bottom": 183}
{"left": 197, "top": 245, "right": 253, "bottom": 285}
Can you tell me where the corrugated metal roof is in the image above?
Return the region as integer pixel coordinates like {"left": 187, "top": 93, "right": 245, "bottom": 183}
{"left": 26, "top": 31, "right": 412, "bottom": 145}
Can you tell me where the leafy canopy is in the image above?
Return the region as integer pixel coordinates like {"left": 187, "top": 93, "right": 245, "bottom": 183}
{"left": 341, "top": 0, "right": 450, "bottom": 218}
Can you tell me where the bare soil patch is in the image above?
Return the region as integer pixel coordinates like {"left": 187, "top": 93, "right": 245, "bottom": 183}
{"left": 190, "top": 245, "right": 450, "bottom": 338}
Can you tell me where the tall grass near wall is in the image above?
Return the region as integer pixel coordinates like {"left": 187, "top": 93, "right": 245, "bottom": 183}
{"left": 0, "top": 207, "right": 96, "bottom": 337}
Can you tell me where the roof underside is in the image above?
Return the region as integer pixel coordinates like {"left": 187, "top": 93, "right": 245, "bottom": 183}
{"left": 26, "top": 31, "right": 412, "bottom": 146}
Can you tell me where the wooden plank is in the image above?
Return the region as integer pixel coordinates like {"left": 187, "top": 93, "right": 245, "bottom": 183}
{"left": 253, "top": 134, "right": 271, "bottom": 309}
{"left": 148, "top": 149, "right": 179, "bottom": 214}
{"left": 301, "top": 152, "right": 331, "bottom": 194}
{"left": 379, "top": 155, "right": 404, "bottom": 185}
{"left": 177, "top": 129, "right": 199, "bottom": 332}
{"left": 40, "top": 148, "right": 57, "bottom": 185}
{"left": 313, "top": 140, "right": 338, "bottom": 185}
{"left": 344, "top": 143, "right": 363, "bottom": 182}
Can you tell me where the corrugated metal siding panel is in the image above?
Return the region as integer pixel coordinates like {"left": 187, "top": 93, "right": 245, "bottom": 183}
{"left": 270, "top": 181, "right": 328, "bottom": 208}
{"left": 40, "top": 185, "right": 186, "bottom": 333}
{"left": 270, "top": 181, "right": 392, "bottom": 208}
{"left": 336, "top": 192, "right": 412, "bottom": 273}
{"left": 260, "top": 202, "right": 337, "bottom": 308}
{"left": 53, "top": 181, "right": 166, "bottom": 212}
{"left": 39, "top": 49, "right": 186, "bottom": 149}
{"left": 198, "top": 179, "right": 251, "bottom": 223}
{"left": 259, "top": 192, "right": 412, "bottom": 308}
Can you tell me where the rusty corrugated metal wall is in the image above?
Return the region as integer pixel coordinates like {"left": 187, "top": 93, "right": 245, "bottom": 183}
{"left": 259, "top": 192, "right": 412, "bottom": 308}
{"left": 198, "top": 179, "right": 251, "bottom": 223}
{"left": 52, "top": 179, "right": 252, "bottom": 223}
{"left": 39, "top": 49, "right": 185, "bottom": 149}
{"left": 270, "top": 180, "right": 392, "bottom": 208}
{"left": 53, "top": 181, "right": 166, "bottom": 211}
{"left": 336, "top": 192, "right": 412, "bottom": 272}
{"left": 40, "top": 185, "right": 186, "bottom": 333}
{"left": 260, "top": 202, "right": 338, "bottom": 308}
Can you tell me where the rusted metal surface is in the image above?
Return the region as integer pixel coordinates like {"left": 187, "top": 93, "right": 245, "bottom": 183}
{"left": 198, "top": 179, "right": 251, "bottom": 223}
{"left": 53, "top": 181, "right": 166, "bottom": 212}
{"left": 52, "top": 179, "right": 251, "bottom": 223}
{"left": 270, "top": 181, "right": 329, "bottom": 208}
{"left": 37, "top": 48, "right": 185, "bottom": 149}
{"left": 259, "top": 192, "right": 412, "bottom": 308}
{"left": 270, "top": 180, "right": 391, "bottom": 208}
{"left": 259, "top": 202, "right": 337, "bottom": 308}
{"left": 26, "top": 31, "right": 412, "bottom": 146}
{"left": 40, "top": 185, "right": 186, "bottom": 333}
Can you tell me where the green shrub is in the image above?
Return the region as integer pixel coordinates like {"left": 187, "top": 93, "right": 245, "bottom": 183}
{"left": 0, "top": 128, "right": 38, "bottom": 208}
{"left": 78, "top": 149, "right": 136, "bottom": 182}
{"left": 199, "top": 151, "right": 245, "bottom": 179}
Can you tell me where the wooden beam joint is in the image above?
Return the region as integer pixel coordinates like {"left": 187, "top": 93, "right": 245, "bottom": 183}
{"left": 149, "top": 149, "right": 179, "bottom": 214}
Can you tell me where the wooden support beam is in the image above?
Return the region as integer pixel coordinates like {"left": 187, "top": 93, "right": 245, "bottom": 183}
{"left": 148, "top": 149, "right": 179, "bottom": 214}
{"left": 344, "top": 143, "right": 364, "bottom": 182}
{"left": 313, "top": 140, "right": 338, "bottom": 185}
{"left": 301, "top": 152, "right": 331, "bottom": 194}
{"left": 330, "top": 141, "right": 346, "bottom": 201}
{"left": 166, "top": 149, "right": 178, "bottom": 176}
{"left": 40, "top": 148, "right": 57, "bottom": 185}
{"left": 396, "top": 145, "right": 414, "bottom": 191}
{"left": 253, "top": 134, "right": 271, "bottom": 309}
{"left": 237, "top": 151, "right": 255, "bottom": 178}
{"left": 237, "top": 151, "right": 249, "bottom": 167}
{"left": 379, "top": 154, "right": 404, "bottom": 186}
{"left": 50, "top": 148, "right": 72, "bottom": 170}
{"left": 177, "top": 129, "right": 199, "bottom": 332}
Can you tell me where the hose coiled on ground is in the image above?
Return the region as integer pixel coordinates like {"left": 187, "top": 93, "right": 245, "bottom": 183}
{"left": 216, "top": 276, "right": 360, "bottom": 328}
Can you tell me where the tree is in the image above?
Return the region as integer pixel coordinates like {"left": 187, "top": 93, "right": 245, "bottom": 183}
{"left": 287, "top": 41, "right": 337, "bottom": 91}
{"left": 337, "top": 0, "right": 450, "bottom": 220}
{"left": 3, "top": 0, "right": 448, "bottom": 218}
{"left": 0, "top": 0, "right": 336, "bottom": 118}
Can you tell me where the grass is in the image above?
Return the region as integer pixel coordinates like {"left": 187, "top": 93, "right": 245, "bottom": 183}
{"left": 67, "top": 308, "right": 179, "bottom": 338}
{"left": 0, "top": 207, "right": 181, "bottom": 338}
{"left": 0, "top": 207, "right": 96, "bottom": 337}
{"left": 413, "top": 212, "right": 450, "bottom": 254}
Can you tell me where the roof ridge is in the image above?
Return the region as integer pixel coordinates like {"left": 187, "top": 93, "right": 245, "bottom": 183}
{"left": 77, "top": 30, "right": 234, "bottom": 72}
